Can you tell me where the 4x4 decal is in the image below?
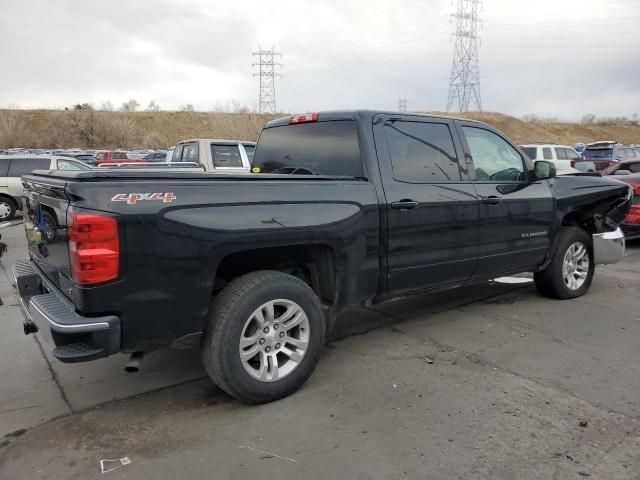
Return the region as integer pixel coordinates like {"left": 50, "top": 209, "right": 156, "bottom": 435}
{"left": 111, "top": 192, "right": 176, "bottom": 205}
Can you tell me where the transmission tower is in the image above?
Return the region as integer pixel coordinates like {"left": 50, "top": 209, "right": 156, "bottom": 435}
{"left": 252, "top": 45, "right": 282, "bottom": 114}
{"left": 398, "top": 98, "right": 408, "bottom": 112}
{"left": 446, "top": 0, "right": 482, "bottom": 112}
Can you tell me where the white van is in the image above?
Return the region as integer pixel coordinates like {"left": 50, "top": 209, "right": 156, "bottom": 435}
{"left": 171, "top": 139, "right": 255, "bottom": 173}
{"left": 0, "top": 155, "right": 90, "bottom": 220}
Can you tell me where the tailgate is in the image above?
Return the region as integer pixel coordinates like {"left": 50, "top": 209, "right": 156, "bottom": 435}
{"left": 22, "top": 176, "right": 73, "bottom": 297}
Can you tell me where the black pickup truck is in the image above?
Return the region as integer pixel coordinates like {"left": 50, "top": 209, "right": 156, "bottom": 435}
{"left": 14, "top": 110, "right": 631, "bottom": 403}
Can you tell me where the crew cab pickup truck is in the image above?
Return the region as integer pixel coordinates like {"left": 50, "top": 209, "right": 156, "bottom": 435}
{"left": 14, "top": 111, "right": 631, "bottom": 404}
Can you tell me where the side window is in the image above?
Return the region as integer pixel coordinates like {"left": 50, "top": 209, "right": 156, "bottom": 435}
{"left": 384, "top": 121, "right": 461, "bottom": 182}
{"left": 173, "top": 144, "right": 184, "bottom": 162}
{"left": 113, "top": 152, "right": 127, "bottom": 160}
{"left": 211, "top": 144, "right": 243, "bottom": 168}
{"left": 0, "top": 158, "right": 9, "bottom": 176}
{"left": 96, "top": 152, "right": 105, "bottom": 160}
{"left": 184, "top": 143, "right": 199, "bottom": 163}
{"left": 57, "top": 159, "right": 86, "bottom": 170}
{"left": 8, "top": 158, "right": 50, "bottom": 176}
{"left": 521, "top": 147, "right": 538, "bottom": 160}
{"left": 555, "top": 148, "right": 567, "bottom": 160}
{"left": 565, "top": 148, "right": 580, "bottom": 161}
{"left": 542, "top": 147, "right": 552, "bottom": 160}
{"left": 462, "top": 127, "right": 525, "bottom": 182}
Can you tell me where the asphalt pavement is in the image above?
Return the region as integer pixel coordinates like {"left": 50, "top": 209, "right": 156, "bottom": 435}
{"left": 0, "top": 221, "right": 639, "bottom": 479}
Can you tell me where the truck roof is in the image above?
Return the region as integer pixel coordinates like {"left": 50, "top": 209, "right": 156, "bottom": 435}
{"left": 264, "top": 110, "right": 492, "bottom": 128}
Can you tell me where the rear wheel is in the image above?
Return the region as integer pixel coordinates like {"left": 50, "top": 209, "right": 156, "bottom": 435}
{"left": 0, "top": 197, "right": 16, "bottom": 221}
{"left": 534, "top": 227, "right": 594, "bottom": 299}
{"left": 201, "top": 270, "right": 326, "bottom": 404}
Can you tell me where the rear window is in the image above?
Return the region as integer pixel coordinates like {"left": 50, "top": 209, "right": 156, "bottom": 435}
{"left": 522, "top": 147, "right": 537, "bottom": 160}
{"left": 8, "top": 158, "right": 50, "bottom": 176}
{"left": 583, "top": 147, "right": 613, "bottom": 159}
{"left": 113, "top": 152, "right": 128, "bottom": 160}
{"left": 211, "top": 144, "right": 243, "bottom": 168}
{"left": 252, "top": 121, "right": 364, "bottom": 177}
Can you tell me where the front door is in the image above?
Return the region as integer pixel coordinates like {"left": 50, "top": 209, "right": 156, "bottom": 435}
{"left": 375, "top": 115, "right": 480, "bottom": 294}
{"left": 457, "top": 123, "right": 554, "bottom": 277}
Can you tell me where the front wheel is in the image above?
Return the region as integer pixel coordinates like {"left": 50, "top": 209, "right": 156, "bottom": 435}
{"left": 201, "top": 270, "right": 326, "bottom": 404}
{"left": 534, "top": 227, "right": 595, "bottom": 299}
{"left": 0, "top": 197, "right": 16, "bottom": 221}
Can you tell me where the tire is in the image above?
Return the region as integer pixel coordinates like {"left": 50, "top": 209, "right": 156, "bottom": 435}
{"left": 534, "top": 227, "right": 595, "bottom": 299}
{"left": 201, "top": 270, "right": 326, "bottom": 404}
{"left": 0, "top": 197, "right": 16, "bottom": 222}
{"left": 42, "top": 211, "right": 57, "bottom": 242}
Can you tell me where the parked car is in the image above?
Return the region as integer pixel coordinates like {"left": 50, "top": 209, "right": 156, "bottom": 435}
{"left": 519, "top": 144, "right": 581, "bottom": 174}
{"left": 95, "top": 151, "right": 147, "bottom": 165}
{"left": 15, "top": 110, "right": 631, "bottom": 404}
{"left": 609, "top": 174, "right": 640, "bottom": 239}
{"left": 581, "top": 141, "right": 638, "bottom": 163}
{"left": 171, "top": 139, "right": 255, "bottom": 172}
{"left": 0, "top": 155, "right": 90, "bottom": 221}
{"left": 603, "top": 159, "right": 640, "bottom": 176}
{"left": 143, "top": 151, "right": 168, "bottom": 162}
{"left": 572, "top": 159, "right": 618, "bottom": 173}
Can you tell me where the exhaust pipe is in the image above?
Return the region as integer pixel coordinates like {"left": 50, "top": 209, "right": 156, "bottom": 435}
{"left": 125, "top": 352, "right": 145, "bottom": 373}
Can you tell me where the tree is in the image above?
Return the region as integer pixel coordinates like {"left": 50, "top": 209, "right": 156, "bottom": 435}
{"left": 100, "top": 101, "right": 115, "bottom": 112}
{"left": 146, "top": 100, "right": 160, "bottom": 112}
{"left": 121, "top": 99, "right": 140, "bottom": 112}
{"left": 581, "top": 114, "right": 596, "bottom": 124}
{"left": 179, "top": 103, "right": 195, "bottom": 112}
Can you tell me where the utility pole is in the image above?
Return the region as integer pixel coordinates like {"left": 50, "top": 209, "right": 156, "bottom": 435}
{"left": 446, "top": 0, "right": 482, "bottom": 112}
{"left": 398, "top": 98, "right": 408, "bottom": 112}
{"left": 252, "top": 45, "right": 282, "bottom": 114}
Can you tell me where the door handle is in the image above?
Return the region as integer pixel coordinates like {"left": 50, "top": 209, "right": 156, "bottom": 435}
{"left": 391, "top": 200, "right": 419, "bottom": 210}
{"left": 481, "top": 195, "right": 502, "bottom": 205}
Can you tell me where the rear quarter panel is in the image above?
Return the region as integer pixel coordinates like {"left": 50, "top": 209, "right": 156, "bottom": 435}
{"left": 66, "top": 177, "right": 380, "bottom": 351}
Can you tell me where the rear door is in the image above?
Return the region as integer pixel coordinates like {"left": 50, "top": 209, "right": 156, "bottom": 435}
{"left": 0, "top": 158, "right": 9, "bottom": 187}
{"left": 457, "top": 122, "right": 554, "bottom": 277}
{"left": 375, "top": 114, "right": 480, "bottom": 294}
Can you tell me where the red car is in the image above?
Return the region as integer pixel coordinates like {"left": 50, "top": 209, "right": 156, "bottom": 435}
{"left": 95, "top": 151, "right": 148, "bottom": 164}
{"left": 617, "top": 177, "right": 640, "bottom": 239}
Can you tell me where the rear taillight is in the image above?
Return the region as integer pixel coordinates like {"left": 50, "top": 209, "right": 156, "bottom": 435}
{"left": 625, "top": 181, "right": 640, "bottom": 196}
{"left": 289, "top": 113, "right": 319, "bottom": 124}
{"left": 67, "top": 211, "right": 119, "bottom": 285}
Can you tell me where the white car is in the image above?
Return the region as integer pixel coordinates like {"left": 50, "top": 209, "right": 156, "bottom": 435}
{"left": 519, "top": 144, "right": 581, "bottom": 175}
{"left": 171, "top": 139, "right": 256, "bottom": 173}
{"left": 0, "top": 155, "right": 90, "bottom": 221}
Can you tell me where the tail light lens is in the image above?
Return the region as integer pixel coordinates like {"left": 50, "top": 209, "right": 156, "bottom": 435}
{"left": 289, "top": 113, "right": 319, "bottom": 124}
{"left": 67, "top": 211, "right": 119, "bottom": 285}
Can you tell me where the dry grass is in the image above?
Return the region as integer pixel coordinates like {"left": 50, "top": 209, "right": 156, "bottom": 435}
{"left": 1, "top": 109, "right": 639, "bottom": 149}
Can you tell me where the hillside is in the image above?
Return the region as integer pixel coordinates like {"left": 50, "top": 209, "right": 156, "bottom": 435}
{"left": 0, "top": 109, "right": 638, "bottom": 149}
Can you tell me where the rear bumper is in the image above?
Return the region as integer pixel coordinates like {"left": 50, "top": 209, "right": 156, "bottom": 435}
{"left": 592, "top": 228, "right": 625, "bottom": 265}
{"left": 12, "top": 259, "right": 120, "bottom": 363}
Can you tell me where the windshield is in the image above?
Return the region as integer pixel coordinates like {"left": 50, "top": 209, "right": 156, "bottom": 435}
{"left": 252, "top": 120, "right": 364, "bottom": 177}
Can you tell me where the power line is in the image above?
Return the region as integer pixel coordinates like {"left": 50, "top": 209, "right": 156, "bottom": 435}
{"left": 252, "top": 45, "right": 282, "bottom": 114}
{"left": 447, "top": 0, "right": 482, "bottom": 112}
{"left": 398, "top": 98, "right": 408, "bottom": 112}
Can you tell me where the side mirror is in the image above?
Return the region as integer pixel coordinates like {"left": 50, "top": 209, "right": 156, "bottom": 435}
{"left": 614, "top": 170, "right": 631, "bottom": 176}
{"left": 533, "top": 160, "right": 556, "bottom": 180}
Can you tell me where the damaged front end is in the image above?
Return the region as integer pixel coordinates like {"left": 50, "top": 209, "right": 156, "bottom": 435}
{"left": 552, "top": 175, "right": 633, "bottom": 265}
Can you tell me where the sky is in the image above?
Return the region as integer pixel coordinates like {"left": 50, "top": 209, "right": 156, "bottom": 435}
{"left": 0, "top": 0, "right": 638, "bottom": 120}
